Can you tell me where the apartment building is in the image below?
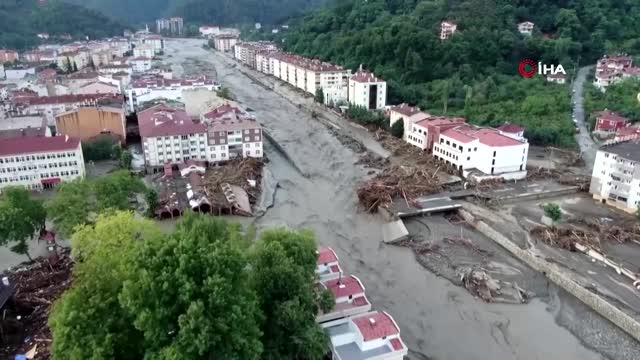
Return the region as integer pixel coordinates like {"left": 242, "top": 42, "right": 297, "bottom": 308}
{"left": 202, "top": 104, "right": 263, "bottom": 160}
{"left": 133, "top": 44, "right": 155, "bottom": 59}
{"left": 433, "top": 124, "right": 529, "bottom": 179}
{"left": 136, "top": 35, "right": 164, "bottom": 54}
{"left": 589, "top": 140, "right": 640, "bottom": 213}
{"left": 0, "top": 136, "right": 85, "bottom": 192}
{"left": 127, "top": 75, "right": 219, "bottom": 111}
{"left": 317, "top": 275, "right": 371, "bottom": 324}
{"left": 406, "top": 116, "right": 466, "bottom": 151}
{"left": 518, "top": 21, "right": 534, "bottom": 35}
{"left": 139, "top": 104, "right": 208, "bottom": 169}
{"left": 22, "top": 49, "right": 57, "bottom": 63}
{"left": 0, "top": 49, "right": 19, "bottom": 63}
{"left": 323, "top": 311, "right": 408, "bottom": 360}
{"left": 0, "top": 116, "right": 50, "bottom": 139}
{"left": 593, "top": 110, "right": 630, "bottom": 133}
{"left": 129, "top": 57, "right": 153, "bottom": 73}
{"left": 594, "top": 54, "right": 640, "bottom": 91}
{"left": 76, "top": 81, "right": 120, "bottom": 95}
{"left": 440, "top": 21, "right": 457, "bottom": 40}
{"left": 348, "top": 69, "right": 387, "bottom": 110}
{"left": 11, "top": 94, "right": 123, "bottom": 126}
{"left": 316, "top": 247, "right": 342, "bottom": 282}
{"left": 212, "top": 34, "right": 239, "bottom": 52}
{"left": 55, "top": 106, "right": 127, "bottom": 144}
{"left": 389, "top": 103, "right": 423, "bottom": 140}
{"left": 156, "top": 17, "right": 184, "bottom": 36}
{"left": 57, "top": 50, "right": 90, "bottom": 72}
{"left": 234, "top": 42, "right": 278, "bottom": 69}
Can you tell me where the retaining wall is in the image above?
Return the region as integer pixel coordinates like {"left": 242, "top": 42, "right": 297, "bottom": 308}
{"left": 459, "top": 208, "right": 640, "bottom": 342}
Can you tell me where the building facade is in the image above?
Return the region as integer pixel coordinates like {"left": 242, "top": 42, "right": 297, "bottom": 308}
{"left": 213, "top": 35, "right": 239, "bottom": 52}
{"left": 127, "top": 75, "right": 219, "bottom": 111}
{"left": 0, "top": 49, "right": 19, "bottom": 63}
{"left": 202, "top": 104, "right": 263, "bottom": 161}
{"left": 518, "top": 21, "right": 534, "bottom": 35}
{"left": 348, "top": 70, "right": 387, "bottom": 110}
{"left": 55, "top": 106, "right": 127, "bottom": 144}
{"left": 0, "top": 136, "right": 85, "bottom": 192}
{"left": 440, "top": 21, "right": 457, "bottom": 40}
{"left": 593, "top": 110, "right": 629, "bottom": 133}
{"left": 589, "top": 140, "right": 640, "bottom": 213}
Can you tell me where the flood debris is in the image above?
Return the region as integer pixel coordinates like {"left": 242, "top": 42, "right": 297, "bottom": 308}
{"left": 204, "top": 157, "right": 264, "bottom": 214}
{"left": 461, "top": 267, "right": 533, "bottom": 304}
{"left": 530, "top": 220, "right": 640, "bottom": 251}
{"left": 355, "top": 152, "right": 389, "bottom": 169}
{"left": 0, "top": 249, "right": 73, "bottom": 360}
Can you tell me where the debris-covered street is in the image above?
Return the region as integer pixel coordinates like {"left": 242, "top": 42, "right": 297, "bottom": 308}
{"left": 158, "top": 39, "right": 640, "bottom": 360}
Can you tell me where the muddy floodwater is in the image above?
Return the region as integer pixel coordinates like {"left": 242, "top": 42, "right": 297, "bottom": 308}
{"left": 156, "top": 39, "right": 640, "bottom": 360}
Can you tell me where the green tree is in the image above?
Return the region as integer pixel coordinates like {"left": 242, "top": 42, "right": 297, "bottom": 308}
{"left": 49, "top": 212, "right": 160, "bottom": 359}
{"left": 217, "top": 87, "right": 234, "bottom": 100}
{"left": 252, "top": 228, "right": 327, "bottom": 360}
{"left": 390, "top": 118, "right": 404, "bottom": 138}
{"left": 543, "top": 203, "right": 562, "bottom": 222}
{"left": 120, "top": 214, "right": 263, "bottom": 359}
{"left": 314, "top": 87, "right": 325, "bottom": 104}
{"left": 318, "top": 289, "right": 335, "bottom": 314}
{"left": 47, "top": 179, "right": 93, "bottom": 238}
{"left": 94, "top": 170, "right": 144, "bottom": 211}
{"left": 119, "top": 150, "right": 132, "bottom": 169}
{"left": 145, "top": 188, "right": 158, "bottom": 218}
{"left": 0, "top": 187, "right": 46, "bottom": 260}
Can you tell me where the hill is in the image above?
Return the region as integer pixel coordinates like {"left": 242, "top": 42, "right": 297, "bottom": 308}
{"left": 0, "top": 0, "right": 127, "bottom": 50}
{"left": 283, "top": 0, "right": 640, "bottom": 146}
{"left": 62, "top": 0, "right": 187, "bottom": 24}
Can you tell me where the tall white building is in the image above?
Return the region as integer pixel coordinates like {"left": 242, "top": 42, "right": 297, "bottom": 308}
{"left": 589, "top": 140, "right": 640, "bottom": 213}
{"left": 348, "top": 69, "right": 387, "bottom": 110}
{"left": 440, "top": 21, "right": 457, "bottom": 40}
{"left": 0, "top": 136, "right": 85, "bottom": 192}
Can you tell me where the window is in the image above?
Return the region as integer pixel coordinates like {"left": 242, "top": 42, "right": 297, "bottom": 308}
{"left": 256, "top": 150, "right": 261, "bottom": 155}
{"left": 254, "top": 136, "right": 259, "bottom": 141}
{"left": 493, "top": 151, "right": 496, "bottom": 157}
{"left": 446, "top": 140, "right": 450, "bottom": 145}
{"left": 474, "top": 147, "right": 477, "bottom": 151}
{"left": 467, "top": 157, "right": 470, "bottom": 161}
{"left": 458, "top": 145, "right": 463, "bottom": 151}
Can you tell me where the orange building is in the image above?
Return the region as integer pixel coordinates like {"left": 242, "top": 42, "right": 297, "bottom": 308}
{"left": 55, "top": 106, "right": 126, "bottom": 144}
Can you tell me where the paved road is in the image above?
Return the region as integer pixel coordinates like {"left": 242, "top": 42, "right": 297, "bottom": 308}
{"left": 572, "top": 66, "right": 597, "bottom": 172}
{"left": 161, "top": 39, "right": 637, "bottom": 360}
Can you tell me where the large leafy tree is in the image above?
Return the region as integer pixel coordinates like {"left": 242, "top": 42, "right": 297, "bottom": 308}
{"left": 0, "top": 187, "right": 46, "bottom": 260}
{"left": 46, "top": 179, "right": 93, "bottom": 238}
{"left": 252, "top": 228, "right": 327, "bottom": 360}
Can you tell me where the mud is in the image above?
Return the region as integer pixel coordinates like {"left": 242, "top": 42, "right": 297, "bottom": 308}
{"left": 159, "top": 39, "right": 639, "bottom": 360}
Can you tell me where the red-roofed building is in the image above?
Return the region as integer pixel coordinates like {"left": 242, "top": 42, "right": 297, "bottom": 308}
{"left": 348, "top": 66, "right": 387, "bottom": 110}
{"left": 614, "top": 126, "right": 640, "bottom": 142}
{"left": 497, "top": 122, "right": 525, "bottom": 141}
{"left": 389, "top": 104, "right": 423, "bottom": 139}
{"left": 201, "top": 104, "right": 263, "bottom": 161}
{"left": 433, "top": 124, "right": 529, "bottom": 179}
{"left": 594, "top": 54, "right": 640, "bottom": 91}
{"left": 324, "top": 311, "right": 407, "bottom": 360}
{"left": 316, "top": 247, "right": 342, "bottom": 281}
{"left": 0, "top": 135, "right": 85, "bottom": 192}
{"left": 0, "top": 49, "right": 19, "bottom": 63}
{"left": 10, "top": 94, "right": 123, "bottom": 126}
{"left": 406, "top": 115, "right": 466, "bottom": 150}
{"left": 317, "top": 275, "right": 371, "bottom": 324}
{"left": 594, "top": 110, "right": 629, "bottom": 133}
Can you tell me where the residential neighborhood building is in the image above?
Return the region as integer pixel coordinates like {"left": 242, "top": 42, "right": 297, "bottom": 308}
{"left": 593, "top": 110, "right": 629, "bottom": 133}
{"left": 348, "top": 68, "right": 387, "bottom": 110}
{"left": 133, "top": 44, "right": 155, "bottom": 59}
{"left": 406, "top": 115, "right": 466, "bottom": 151}
{"left": 0, "top": 135, "right": 85, "bottom": 192}
{"left": 156, "top": 17, "right": 184, "bottom": 35}
{"left": 589, "top": 140, "right": 640, "bottom": 213}
{"left": 389, "top": 103, "right": 422, "bottom": 140}
{"left": 440, "top": 21, "right": 457, "bottom": 40}
{"left": 0, "top": 116, "right": 50, "bottom": 139}
{"left": 496, "top": 122, "right": 526, "bottom": 141}
{"left": 202, "top": 104, "right": 264, "bottom": 161}
{"left": 75, "top": 81, "right": 121, "bottom": 95}
{"left": 614, "top": 126, "right": 640, "bottom": 142}
{"left": 199, "top": 26, "right": 220, "bottom": 37}
{"left": 98, "top": 64, "right": 132, "bottom": 75}
{"left": 127, "top": 75, "right": 219, "bottom": 111}
{"left": 0, "top": 49, "right": 19, "bottom": 63}
{"left": 5, "top": 67, "right": 36, "bottom": 80}
{"left": 129, "top": 57, "right": 153, "bottom": 73}
{"left": 234, "top": 42, "right": 278, "bottom": 69}
{"left": 57, "top": 51, "right": 90, "bottom": 72}
{"left": 317, "top": 275, "right": 371, "bottom": 324}
{"left": 136, "top": 35, "right": 164, "bottom": 54}
{"left": 316, "top": 246, "right": 342, "bottom": 282}
{"left": 213, "top": 34, "right": 239, "bottom": 52}
{"left": 55, "top": 106, "right": 127, "bottom": 144}
{"left": 518, "top": 21, "right": 534, "bottom": 35}
{"left": 138, "top": 104, "right": 208, "bottom": 169}
{"left": 594, "top": 54, "right": 640, "bottom": 91}
{"left": 10, "top": 94, "right": 123, "bottom": 126}
{"left": 432, "top": 124, "right": 529, "bottom": 179}
{"left": 323, "top": 311, "right": 408, "bottom": 360}
{"left": 22, "top": 49, "right": 57, "bottom": 63}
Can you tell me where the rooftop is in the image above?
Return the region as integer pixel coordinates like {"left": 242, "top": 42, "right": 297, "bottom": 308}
{"left": 0, "top": 136, "right": 80, "bottom": 157}
{"left": 317, "top": 247, "right": 338, "bottom": 265}
{"left": 350, "top": 70, "right": 383, "bottom": 83}
{"left": 390, "top": 103, "right": 420, "bottom": 117}
{"left": 497, "top": 122, "right": 525, "bottom": 134}
{"left": 600, "top": 140, "right": 640, "bottom": 163}
{"left": 322, "top": 275, "right": 365, "bottom": 299}
{"left": 138, "top": 104, "right": 206, "bottom": 138}
{"left": 352, "top": 311, "right": 400, "bottom": 342}
{"left": 595, "top": 110, "right": 629, "bottom": 123}
{"left": 13, "top": 94, "right": 122, "bottom": 106}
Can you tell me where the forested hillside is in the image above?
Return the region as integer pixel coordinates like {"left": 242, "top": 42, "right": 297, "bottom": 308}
{"left": 0, "top": 0, "right": 127, "bottom": 50}
{"left": 283, "top": 0, "right": 640, "bottom": 146}
{"left": 64, "top": 0, "right": 328, "bottom": 25}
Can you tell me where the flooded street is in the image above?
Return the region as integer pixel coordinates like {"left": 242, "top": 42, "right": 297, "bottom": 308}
{"left": 151, "top": 39, "right": 639, "bottom": 359}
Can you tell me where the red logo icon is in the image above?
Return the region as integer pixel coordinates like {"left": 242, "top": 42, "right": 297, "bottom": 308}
{"left": 518, "top": 59, "right": 537, "bottom": 78}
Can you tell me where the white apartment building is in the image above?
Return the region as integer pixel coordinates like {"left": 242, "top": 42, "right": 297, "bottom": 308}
{"left": 589, "top": 140, "right": 640, "bottom": 213}
{"left": 139, "top": 104, "right": 209, "bottom": 169}
{"left": 317, "top": 275, "right": 371, "bottom": 324}
{"left": 127, "top": 76, "right": 219, "bottom": 111}
{"left": 133, "top": 44, "right": 155, "bottom": 59}
{"left": 433, "top": 125, "right": 529, "bottom": 179}
{"left": 129, "top": 57, "right": 153, "bottom": 73}
{"left": 440, "top": 21, "right": 457, "bottom": 40}
{"left": 11, "top": 94, "right": 123, "bottom": 126}
{"left": 518, "top": 21, "right": 534, "bottom": 35}
{"left": 348, "top": 69, "right": 387, "bottom": 110}
{"left": 137, "top": 35, "right": 163, "bottom": 54}
{"left": 323, "top": 311, "right": 408, "bottom": 360}
{"left": 0, "top": 136, "right": 85, "bottom": 192}
{"left": 201, "top": 104, "right": 263, "bottom": 161}
{"left": 213, "top": 34, "right": 238, "bottom": 52}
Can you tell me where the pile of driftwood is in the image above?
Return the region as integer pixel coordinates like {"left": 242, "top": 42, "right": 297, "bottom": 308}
{"left": 204, "top": 158, "right": 264, "bottom": 203}
{"left": 0, "top": 249, "right": 73, "bottom": 360}
{"left": 355, "top": 152, "right": 389, "bottom": 170}
{"left": 357, "top": 164, "right": 443, "bottom": 212}
{"left": 578, "top": 219, "right": 640, "bottom": 244}
{"left": 530, "top": 226, "right": 601, "bottom": 250}
{"left": 461, "top": 267, "right": 532, "bottom": 304}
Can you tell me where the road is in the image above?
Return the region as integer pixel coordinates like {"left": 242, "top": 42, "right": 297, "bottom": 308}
{"left": 572, "top": 66, "right": 597, "bottom": 172}
{"left": 161, "top": 39, "right": 638, "bottom": 360}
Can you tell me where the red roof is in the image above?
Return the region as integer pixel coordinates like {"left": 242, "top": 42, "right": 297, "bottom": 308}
{"left": 390, "top": 338, "right": 404, "bottom": 351}
{"left": 497, "top": 123, "right": 524, "bottom": 134}
{"left": 323, "top": 275, "right": 365, "bottom": 298}
{"left": 317, "top": 247, "right": 338, "bottom": 265}
{"left": 38, "top": 68, "right": 57, "bottom": 79}
{"left": 441, "top": 126, "right": 476, "bottom": 143}
{"left": 616, "top": 127, "right": 640, "bottom": 136}
{"left": 138, "top": 104, "right": 206, "bottom": 138}
{"left": 595, "top": 110, "right": 629, "bottom": 123}
{"left": 473, "top": 128, "right": 523, "bottom": 146}
{"left": 350, "top": 70, "right": 383, "bottom": 83}
{"left": 0, "top": 136, "right": 80, "bottom": 157}
{"left": 352, "top": 311, "right": 400, "bottom": 342}
{"left": 390, "top": 103, "right": 420, "bottom": 117}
